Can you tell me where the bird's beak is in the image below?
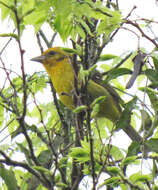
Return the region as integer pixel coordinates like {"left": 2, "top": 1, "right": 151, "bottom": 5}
{"left": 31, "top": 55, "right": 46, "bottom": 63}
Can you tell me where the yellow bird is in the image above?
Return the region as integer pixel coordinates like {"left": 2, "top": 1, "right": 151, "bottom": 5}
{"left": 31, "top": 47, "right": 142, "bottom": 142}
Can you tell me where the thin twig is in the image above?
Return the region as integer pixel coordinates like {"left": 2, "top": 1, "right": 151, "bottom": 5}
{"left": 0, "top": 150, "right": 41, "bottom": 180}
{"left": 102, "top": 52, "right": 132, "bottom": 75}
{"left": 13, "top": 0, "right": 40, "bottom": 167}
{"left": 87, "top": 109, "right": 96, "bottom": 190}
{"left": 125, "top": 19, "right": 158, "bottom": 48}
{"left": 36, "top": 32, "right": 44, "bottom": 53}
{"left": 50, "top": 32, "right": 57, "bottom": 47}
{"left": 39, "top": 30, "right": 50, "bottom": 48}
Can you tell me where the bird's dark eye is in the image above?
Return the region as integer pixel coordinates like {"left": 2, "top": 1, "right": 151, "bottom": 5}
{"left": 48, "top": 51, "right": 57, "bottom": 56}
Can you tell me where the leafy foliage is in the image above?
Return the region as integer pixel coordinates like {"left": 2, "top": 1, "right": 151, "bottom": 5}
{"left": 0, "top": 0, "right": 158, "bottom": 190}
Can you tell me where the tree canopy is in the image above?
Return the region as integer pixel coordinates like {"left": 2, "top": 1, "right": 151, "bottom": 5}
{"left": 0, "top": 0, "right": 158, "bottom": 189}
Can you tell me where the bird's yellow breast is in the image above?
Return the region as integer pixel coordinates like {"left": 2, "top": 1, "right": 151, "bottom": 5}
{"left": 44, "top": 58, "right": 75, "bottom": 109}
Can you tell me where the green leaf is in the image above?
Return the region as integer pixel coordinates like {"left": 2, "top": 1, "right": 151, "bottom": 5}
{"left": 91, "top": 103, "right": 100, "bottom": 118}
{"left": 91, "top": 96, "right": 106, "bottom": 107}
{"left": 127, "top": 141, "right": 141, "bottom": 156}
{"left": 98, "top": 54, "right": 117, "bottom": 61}
{"left": 29, "top": 106, "right": 40, "bottom": 119}
{"left": 24, "top": 0, "right": 51, "bottom": 31}
{"left": 61, "top": 47, "right": 81, "bottom": 55}
{"left": 130, "top": 172, "right": 152, "bottom": 183}
{"left": 105, "top": 68, "right": 131, "bottom": 82}
{"left": 11, "top": 125, "right": 23, "bottom": 139}
{"left": 97, "top": 10, "right": 122, "bottom": 36}
{"left": 73, "top": 105, "right": 87, "bottom": 114}
{"left": 37, "top": 184, "right": 48, "bottom": 190}
{"left": 116, "top": 96, "right": 137, "bottom": 130}
{"left": 53, "top": 0, "right": 73, "bottom": 41}
{"left": 121, "top": 156, "right": 137, "bottom": 168}
{"left": 153, "top": 185, "right": 158, "bottom": 190}
{"left": 12, "top": 77, "right": 23, "bottom": 87}
{"left": 21, "top": 0, "right": 35, "bottom": 18}
{"left": 87, "top": 65, "right": 97, "bottom": 74}
{"left": 56, "top": 182, "right": 69, "bottom": 188}
{"left": 0, "top": 0, "right": 14, "bottom": 21}
{"left": 92, "top": 118, "right": 108, "bottom": 138}
{"left": 152, "top": 159, "right": 157, "bottom": 178}
{"left": 33, "top": 166, "right": 52, "bottom": 175}
{"left": 70, "top": 147, "right": 90, "bottom": 163}
{"left": 8, "top": 117, "right": 19, "bottom": 135}
{"left": 76, "top": 24, "right": 86, "bottom": 39}
{"left": 120, "top": 184, "right": 128, "bottom": 190}
{"left": 99, "top": 176, "right": 121, "bottom": 188}
{"left": 146, "top": 138, "right": 158, "bottom": 153}
{"left": 58, "top": 157, "right": 68, "bottom": 168}
{"left": 140, "top": 110, "right": 152, "bottom": 130}
{"left": 78, "top": 18, "right": 93, "bottom": 36}
{"left": 151, "top": 53, "right": 158, "bottom": 72}
{"left": 37, "top": 149, "right": 52, "bottom": 168}
{"left": 144, "top": 69, "right": 158, "bottom": 83}
{"left": 81, "top": 140, "right": 91, "bottom": 151}
{"left": 53, "top": 0, "right": 72, "bottom": 18}
{"left": 106, "top": 166, "right": 120, "bottom": 175}
{"left": 75, "top": 0, "right": 93, "bottom": 18}
{"left": 0, "top": 164, "right": 18, "bottom": 190}
{"left": 27, "top": 174, "right": 40, "bottom": 190}
{"left": 27, "top": 72, "right": 47, "bottom": 93}
{"left": 79, "top": 65, "right": 97, "bottom": 83}
{"left": 0, "top": 33, "right": 19, "bottom": 40}
{"left": 108, "top": 145, "right": 124, "bottom": 160}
